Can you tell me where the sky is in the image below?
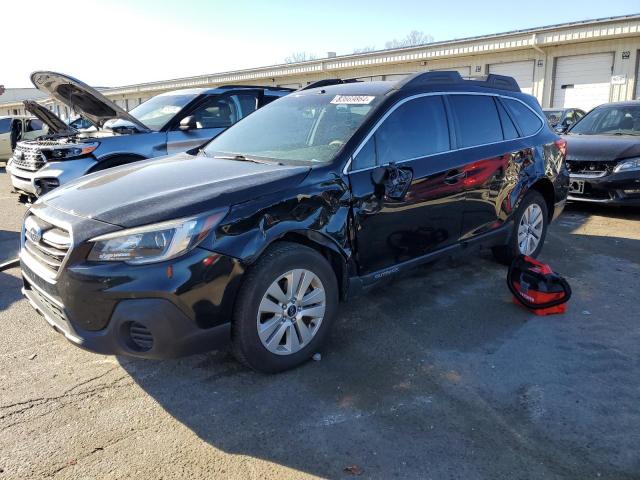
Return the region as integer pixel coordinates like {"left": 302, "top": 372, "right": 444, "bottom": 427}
{"left": 2, "top": 0, "right": 638, "bottom": 88}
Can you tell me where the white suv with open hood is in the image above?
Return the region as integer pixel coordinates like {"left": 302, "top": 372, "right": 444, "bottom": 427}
{"left": 7, "top": 71, "right": 292, "bottom": 200}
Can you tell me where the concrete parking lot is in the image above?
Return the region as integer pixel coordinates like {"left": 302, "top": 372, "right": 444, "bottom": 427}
{"left": 0, "top": 168, "right": 638, "bottom": 480}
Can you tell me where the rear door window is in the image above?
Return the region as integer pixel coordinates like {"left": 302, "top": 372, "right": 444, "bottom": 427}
{"left": 503, "top": 98, "right": 543, "bottom": 136}
{"left": 448, "top": 95, "right": 503, "bottom": 148}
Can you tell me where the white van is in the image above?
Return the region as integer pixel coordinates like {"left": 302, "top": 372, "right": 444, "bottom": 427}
{"left": 0, "top": 116, "right": 46, "bottom": 161}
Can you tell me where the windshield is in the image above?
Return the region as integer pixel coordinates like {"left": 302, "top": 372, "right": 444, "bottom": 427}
{"left": 204, "top": 92, "right": 381, "bottom": 165}
{"left": 569, "top": 105, "right": 640, "bottom": 136}
{"left": 0, "top": 118, "right": 10, "bottom": 134}
{"left": 544, "top": 110, "right": 564, "bottom": 124}
{"left": 128, "top": 94, "right": 196, "bottom": 131}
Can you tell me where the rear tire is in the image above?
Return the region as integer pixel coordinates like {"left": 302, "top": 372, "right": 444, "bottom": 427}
{"left": 492, "top": 190, "right": 549, "bottom": 265}
{"left": 231, "top": 242, "right": 338, "bottom": 373}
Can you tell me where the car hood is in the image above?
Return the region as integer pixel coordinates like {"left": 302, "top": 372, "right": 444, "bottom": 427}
{"left": 41, "top": 153, "right": 311, "bottom": 228}
{"left": 30, "top": 71, "right": 150, "bottom": 132}
{"left": 563, "top": 134, "right": 640, "bottom": 162}
{"left": 23, "top": 100, "right": 76, "bottom": 135}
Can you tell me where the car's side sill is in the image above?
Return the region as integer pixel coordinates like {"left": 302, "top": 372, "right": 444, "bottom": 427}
{"left": 346, "top": 224, "right": 511, "bottom": 297}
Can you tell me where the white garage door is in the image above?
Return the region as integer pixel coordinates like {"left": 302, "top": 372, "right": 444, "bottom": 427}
{"left": 431, "top": 66, "right": 471, "bottom": 78}
{"left": 489, "top": 60, "right": 535, "bottom": 95}
{"left": 552, "top": 53, "right": 613, "bottom": 111}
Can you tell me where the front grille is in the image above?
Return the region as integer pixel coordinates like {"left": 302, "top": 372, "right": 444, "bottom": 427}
{"left": 12, "top": 144, "right": 47, "bottom": 171}
{"left": 23, "top": 214, "right": 71, "bottom": 276}
{"left": 566, "top": 160, "right": 617, "bottom": 177}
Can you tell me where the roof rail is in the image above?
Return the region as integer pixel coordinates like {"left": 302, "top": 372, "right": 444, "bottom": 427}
{"left": 297, "top": 78, "right": 361, "bottom": 91}
{"left": 483, "top": 74, "right": 521, "bottom": 92}
{"left": 217, "top": 84, "right": 295, "bottom": 91}
{"left": 394, "top": 71, "right": 521, "bottom": 93}
{"left": 396, "top": 71, "right": 463, "bottom": 89}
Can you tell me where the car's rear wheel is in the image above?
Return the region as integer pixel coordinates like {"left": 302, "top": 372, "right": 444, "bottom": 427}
{"left": 492, "top": 190, "right": 549, "bottom": 264}
{"left": 231, "top": 242, "right": 338, "bottom": 373}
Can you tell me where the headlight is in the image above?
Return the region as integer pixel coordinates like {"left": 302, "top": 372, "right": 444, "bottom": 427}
{"left": 87, "top": 210, "right": 227, "bottom": 264}
{"left": 47, "top": 142, "right": 99, "bottom": 160}
{"left": 614, "top": 157, "right": 640, "bottom": 173}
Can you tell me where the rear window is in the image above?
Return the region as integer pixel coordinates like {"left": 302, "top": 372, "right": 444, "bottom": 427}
{"left": 504, "top": 99, "right": 543, "bottom": 136}
{"left": 448, "top": 95, "right": 503, "bottom": 148}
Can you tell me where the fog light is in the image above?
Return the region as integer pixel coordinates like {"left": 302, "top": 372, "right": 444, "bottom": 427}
{"left": 128, "top": 322, "right": 154, "bottom": 351}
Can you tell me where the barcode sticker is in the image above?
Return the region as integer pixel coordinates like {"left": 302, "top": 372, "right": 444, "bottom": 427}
{"left": 330, "top": 95, "right": 375, "bottom": 105}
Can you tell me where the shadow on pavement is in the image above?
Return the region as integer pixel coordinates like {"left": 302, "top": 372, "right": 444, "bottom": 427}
{"left": 0, "top": 229, "right": 21, "bottom": 264}
{"left": 0, "top": 269, "right": 23, "bottom": 312}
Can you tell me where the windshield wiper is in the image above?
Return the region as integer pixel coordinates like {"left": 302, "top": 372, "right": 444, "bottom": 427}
{"left": 212, "top": 154, "right": 282, "bottom": 165}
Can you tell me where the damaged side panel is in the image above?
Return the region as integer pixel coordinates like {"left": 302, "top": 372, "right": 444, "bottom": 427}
{"left": 208, "top": 170, "right": 354, "bottom": 272}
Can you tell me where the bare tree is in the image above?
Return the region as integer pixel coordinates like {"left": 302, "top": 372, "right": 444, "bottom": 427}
{"left": 284, "top": 52, "right": 317, "bottom": 63}
{"left": 353, "top": 46, "right": 376, "bottom": 54}
{"left": 384, "top": 30, "right": 434, "bottom": 49}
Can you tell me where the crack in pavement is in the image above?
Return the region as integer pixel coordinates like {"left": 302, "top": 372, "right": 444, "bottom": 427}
{"left": 0, "top": 367, "right": 132, "bottom": 429}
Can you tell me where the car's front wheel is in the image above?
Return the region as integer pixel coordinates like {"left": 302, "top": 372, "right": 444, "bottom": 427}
{"left": 231, "top": 242, "right": 338, "bottom": 373}
{"left": 492, "top": 190, "right": 549, "bottom": 264}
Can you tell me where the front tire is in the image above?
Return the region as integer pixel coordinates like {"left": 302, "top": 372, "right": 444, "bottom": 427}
{"left": 492, "top": 190, "right": 549, "bottom": 264}
{"left": 231, "top": 242, "right": 338, "bottom": 373}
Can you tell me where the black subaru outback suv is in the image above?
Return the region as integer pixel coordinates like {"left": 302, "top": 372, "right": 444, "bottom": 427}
{"left": 20, "top": 72, "right": 568, "bottom": 372}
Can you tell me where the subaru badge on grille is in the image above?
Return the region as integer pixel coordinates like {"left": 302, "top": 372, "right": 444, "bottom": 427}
{"left": 25, "top": 217, "right": 43, "bottom": 243}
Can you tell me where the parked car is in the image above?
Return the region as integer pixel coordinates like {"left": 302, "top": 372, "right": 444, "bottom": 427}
{"left": 543, "top": 107, "right": 586, "bottom": 133}
{"left": 0, "top": 115, "right": 46, "bottom": 161}
{"left": 563, "top": 101, "right": 640, "bottom": 205}
{"left": 20, "top": 72, "right": 568, "bottom": 372}
{"left": 7, "top": 71, "right": 292, "bottom": 200}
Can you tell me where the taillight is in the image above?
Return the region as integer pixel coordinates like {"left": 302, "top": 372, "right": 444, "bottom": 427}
{"left": 554, "top": 138, "right": 567, "bottom": 158}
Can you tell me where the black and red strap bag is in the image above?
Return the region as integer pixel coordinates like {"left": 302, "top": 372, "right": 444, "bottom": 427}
{"left": 507, "top": 255, "right": 571, "bottom": 315}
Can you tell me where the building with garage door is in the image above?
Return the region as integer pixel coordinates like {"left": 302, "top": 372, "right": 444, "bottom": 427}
{"left": 2, "top": 14, "right": 640, "bottom": 117}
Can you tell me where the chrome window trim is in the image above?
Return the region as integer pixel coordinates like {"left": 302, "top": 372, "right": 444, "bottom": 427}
{"left": 343, "top": 91, "right": 545, "bottom": 175}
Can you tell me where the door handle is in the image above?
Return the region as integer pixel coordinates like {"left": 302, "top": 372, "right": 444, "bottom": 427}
{"left": 444, "top": 170, "right": 466, "bottom": 184}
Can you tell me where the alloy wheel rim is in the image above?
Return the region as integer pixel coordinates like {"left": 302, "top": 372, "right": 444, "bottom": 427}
{"left": 256, "top": 269, "right": 326, "bottom": 355}
{"left": 517, "top": 204, "right": 544, "bottom": 255}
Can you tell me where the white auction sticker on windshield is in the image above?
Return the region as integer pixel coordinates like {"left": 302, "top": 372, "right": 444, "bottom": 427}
{"left": 330, "top": 95, "right": 375, "bottom": 105}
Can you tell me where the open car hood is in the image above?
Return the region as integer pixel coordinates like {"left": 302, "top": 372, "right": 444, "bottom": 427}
{"left": 23, "top": 100, "right": 76, "bottom": 135}
{"left": 30, "top": 71, "right": 150, "bottom": 132}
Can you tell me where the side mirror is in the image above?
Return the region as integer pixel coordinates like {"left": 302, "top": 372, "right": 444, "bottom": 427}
{"left": 179, "top": 115, "right": 198, "bottom": 131}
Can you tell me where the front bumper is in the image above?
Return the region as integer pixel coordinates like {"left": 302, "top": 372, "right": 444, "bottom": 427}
{"left": 7, "top": 156, "right": 98, "bottom": 198}
{"left": 568, "top": 169, "right": 640, "bottom": 206}
{"left": 20, "top": 245, "right": 244, "bottom": 359}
